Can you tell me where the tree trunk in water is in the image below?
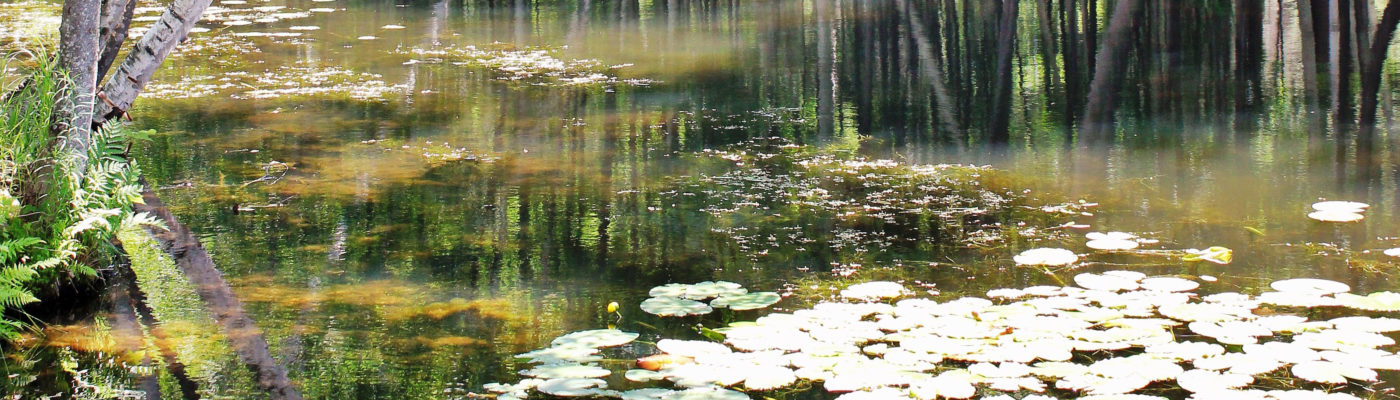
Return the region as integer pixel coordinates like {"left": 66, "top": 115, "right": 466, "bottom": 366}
{"left": 990, "top": 0, "right": 1018, "bottom": 143}
{"left": 92, "top": 0, "right": 214, "bottom": 125}
{"left": 1331, "top": 0, "right": 1355, "bottom": 123}
{"left": 54, "top": 0, "right": 102, "bottom": 172}
{"left": 1078, "top": 0, "right": 1143, "bottom": 145}
{"left": 1037, "top": 0, "right": 1060, "bottom": 90}
{"left": 1361, "top": 0, "right": 1400, "bottom": 127}
{"left": 900, "top": 0, "right": 961, "bottom": 136}
{"left": 1299, "top": 0, "right": 1320, "bottom": 104}
{"left": 1234, "top": 0, "right": 1263, "bottom": 112}
{"left": 96, "top": 0, "right": 135, "bottom": 83}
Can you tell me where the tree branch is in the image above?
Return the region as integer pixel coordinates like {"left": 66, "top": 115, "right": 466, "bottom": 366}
{"left": 92, "top": 0, "right": 213, "bottom": 127}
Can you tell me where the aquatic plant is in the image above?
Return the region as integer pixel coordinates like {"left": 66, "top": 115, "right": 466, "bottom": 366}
{"left": 0, "top": 47, "right": 155, "bottom": 339}
{"left": 485, "top": 274, "right": 1400, "bottom": 399}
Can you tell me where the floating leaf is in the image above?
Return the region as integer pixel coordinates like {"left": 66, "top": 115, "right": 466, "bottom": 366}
{"left": 1183, "top": 247, "right": 1233, "bottom": 264}
{"left": 1177, "top": 369, "right": 1253, "bottom": 393}
{"left": 1308, "top": 210, "right": 1364, "bottom": 222}
{"left": 657, "top": 339, "right": 732, "bottom": 357}
{"left": 1139, "top": 277, "right": 1200, "bottom": 292}
{"left": 841, "top": 281, "right": 909, "bottom": 300}
{"left": 535, "top": 378, "right": 611, "bottom": 397}
{"left": 641, "top": 297, "right": 713, "bottom": 317}
{"left": 1271, "top": 278, "right": 1350, "bottom": 295}
{"left": 520, "top": 363, "right": 611, "bottom": 379}
{"left": 637, "top": 354, "right": 694, "bottom": 371}
{"left": 1074, "top": 273, "right": 1140, "bottom": 292}
{"left": 551, "top": 329, "right": 640, "bottom": 348}
{"left": 1013, "top": 248, "right": 1078, "bottom": 266}
{"left": 517, "top": 345, "right": 602, "bottom": 364}
{"left": 910, "top": 370, "right": 975, "bottom": 400}
{"left": 1334, "top": 292, "right": 1400, "bottom": 311}
{"left": 739, "top": 365, "right": 798, "bottom": 390}
{"left": 625, "top": 369, "right": 665, "bottom": 382}
{"left": 1384, "top": 248, "right": 1400, "bottom": 257}
{"left": 1087, "top": 232, "right": 1141, "bottom": 251}
{"left": 711, "top": 292, "right": 781, "bottom": 310}
{"left": 1312, "top": 201, "right": 1368, "bottom": 212}
{"left": 1290, "top": 361, "right": 1373, "bottom": 384}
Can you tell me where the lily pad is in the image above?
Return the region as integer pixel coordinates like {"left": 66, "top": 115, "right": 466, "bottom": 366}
{"left": 536, "top": 378, "right": 611, "bottom": 397}
{"left": 657, "top": 339, "right": 732, "bottom": 357}
{"left": 520, "top": 363, "right": 612, "bottom": 379}
{"left": 1013, "top": 248, "right": 1079, "bottom": 266}
{"left": 841, "top": 281, "right": 909, "bottom": 300}
{"left": 1312, "top": 201, "right": 1368, "bottom": 212}
{"left": 1183, "top": 247, "right": 1233, "bottom": 264}
{"left": 1139, "top": 277, "right": 1200, "bottom": 292}
{"left": 551, "top": 329, "right": 640, "bottom": 348}
{"left": 1177, "top": 369, "right": 1253, "bottom": 393}
{"left": 1086, "top": 232, "right": 1140, "bottom": 251}
{"left": 641, "top": 297, "right": 714, "bottom": 317}
{"left": 1271, "top": 278, "right": 1350, "bottom": 295}
{"left": 711, "top": 292, "right": 781, "bottom": 310}
{"left": 1308, "top": 209, "right": 1365, "bottom": 222}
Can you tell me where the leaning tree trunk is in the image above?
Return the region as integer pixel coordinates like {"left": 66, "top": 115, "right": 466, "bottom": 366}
{"left": 989, "top": 0, "right": 1018, "bottom": 143}
{"left": 96, "top": 0, "right": 137, "bottom": 82}
{"left": 92, "top": 0, "right": 213, "bottom": 125}
{"left": 1078, "top": 0, "right": 1144, "bottom": 145}
{"left": 54, "top": 0, "right": 102, "bottom": 171}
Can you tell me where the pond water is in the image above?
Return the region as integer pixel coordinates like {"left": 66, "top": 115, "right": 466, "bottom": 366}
{"left": 7, "top": 0, "right": 1400, "bottom": 398}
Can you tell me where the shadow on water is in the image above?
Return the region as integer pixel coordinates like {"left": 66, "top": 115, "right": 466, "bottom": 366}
{"left": 9, "top": 0, "right": 1400, "bottom": 398}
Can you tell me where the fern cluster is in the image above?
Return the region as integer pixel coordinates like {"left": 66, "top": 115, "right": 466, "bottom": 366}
{"left": 0, "top": 44, "right": 155, "bottom": 340}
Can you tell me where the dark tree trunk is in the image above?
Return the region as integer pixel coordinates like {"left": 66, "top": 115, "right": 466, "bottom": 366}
{"left": 1361, "top": 0, "right": 1400, "bottom": 127}
{"left": 1332, "top": 0, "right": 1356, "bottom": 123}
{"left": 1079, "top": 0, "right": 1144, "bottom": 145}
{"left": 1299, "top": 0, "right": 1320, "bottom": 104}
{"left": 990, "top": 0, "right": 1019, "bottom": 143}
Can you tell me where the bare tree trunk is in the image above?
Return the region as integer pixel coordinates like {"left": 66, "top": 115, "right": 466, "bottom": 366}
{"left": 1037, "top": 0, "right": 1060, "bottom": 89}
{"left": 92, "top": 0, "right": 214, "bottom": 125}
{"left": 1361, "top": 0, "right": 1400, "bottom": 127}
{"left": 1331, "top": 0, "right": 1355, "bottom": 123}
{"left": 990, "top": 0, "right": 1018, "bottom": 143}
{"left": 96, "top": 0, "right": 136, "bottom": 83}
{"left": 1078, "top": 0, "right": 1143, "bottom": 145}
{"left": 899, "top": 0, "right": 961, "bottom": 135}
{"left": 54, "top": 0, "right": 102, "bottom": 171}
{"left": 1300, "top": 0, "right": 1320, "bottom": 104}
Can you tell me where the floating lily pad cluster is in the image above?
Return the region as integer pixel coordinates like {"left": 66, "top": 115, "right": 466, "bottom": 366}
{"left": 1308, "top": 201, "right": 1369, "bottom": 222}
{"left": 487, "top": 276, "right": 1400, "bottom": 400}
{"left": 641, "top": 282, "right": 782, "bottom": 317}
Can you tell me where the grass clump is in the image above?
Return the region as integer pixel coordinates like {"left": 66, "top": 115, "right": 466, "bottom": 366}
{"left": 0, "top": 45, "right": 154, "bottom": 339}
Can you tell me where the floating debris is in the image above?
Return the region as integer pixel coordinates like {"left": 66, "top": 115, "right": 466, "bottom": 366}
{"left": 1183, "top": 246, "right": 1233, "bottom": 265}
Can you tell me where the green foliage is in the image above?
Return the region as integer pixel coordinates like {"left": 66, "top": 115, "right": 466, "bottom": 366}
{"left": 0, "top": 44, "right": 153, "bottom": 340}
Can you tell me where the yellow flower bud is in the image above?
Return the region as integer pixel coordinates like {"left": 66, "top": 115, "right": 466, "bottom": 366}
{"left": 607, "top": 301, "right": 619, "bottom": 313}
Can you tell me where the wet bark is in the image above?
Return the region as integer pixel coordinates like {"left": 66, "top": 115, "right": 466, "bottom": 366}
{"left": 1078, "top": 0, "right": 1143, "bottom": 145}
{"left": 133, "top": 186, "right": 303, "bottom": 400}
{"left": 93, "top": 0, "right": 215, "bottom": 126}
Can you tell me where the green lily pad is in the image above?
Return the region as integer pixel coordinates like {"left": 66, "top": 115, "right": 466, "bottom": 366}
{"left": 711, "top": 292, "right": 782, "bottom": 310}
{"left": 641, "top": 297, "right": 714, "bottom": 317}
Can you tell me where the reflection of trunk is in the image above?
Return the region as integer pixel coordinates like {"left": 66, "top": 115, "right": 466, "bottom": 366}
{"left": 106, "top": 268, "right": 162, "bottom": 400}
{"left": 1359, "top": 0, "right": 1400, "bottom": 187}
{"left": 1299, "top": 0, "right": 1320, "bottom": 104}
{"left": 1360, "top": 0, "right": 1400, "bottom": 128}
{"left": 112, "top": 263, "right": 202, "bottom": 399}
{"left": 1078, "top": 0, "right": 1143, "bottom": 144}
{"left": 899, "top": 0, "right": 960, "bottom": 135}
{"left": 1331, "top": 0, "right": 1355, "bottom": 123}
{"left": 989, "top": 0, "right": 1018, "bottom": 143}
{"left": 1036, "top": 0, "right": 1059, "bottom": 90}
{"left": 133, "top": 188, "right": 303, "bottom": 400}
{"left": 1234, "top": 0, "right": 1262, "bottom": 112}
{"left": 1063, "top": 0, "right": 1082, "bottom": 133}
{"left": 816, "top": 0, "right": 835, "bottom": 139}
